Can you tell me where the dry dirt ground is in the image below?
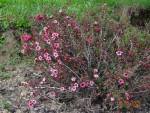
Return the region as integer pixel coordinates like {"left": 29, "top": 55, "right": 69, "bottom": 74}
{"left": 0, "top": 31, "right": 149, "bottom": 113}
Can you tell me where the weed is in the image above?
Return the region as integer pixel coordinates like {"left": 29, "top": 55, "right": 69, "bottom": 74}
{"left": 1, "top": 72, "right": 10, "bottom": 79}
{"left": 1, "top": 0, "right": 149, "bottom": 29}
{"left": 0, "top": 34, "right": 5, "bottom": 48}
{"left": 2, "top": 101, "right": 9, "bottom": 109}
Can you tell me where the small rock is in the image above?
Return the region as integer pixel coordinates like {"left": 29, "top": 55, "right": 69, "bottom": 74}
{"left": 16, "top": 109, "right": 22, "bottom": 113}
{"left": 33, "top": 107, "right": 39, "bottom": 111}
{"left": 51, "top": 104, "right": 58, "bottom": 110}
{"left": 21, "top": 107, "right": 28, "bottom": 112}
{"left": 2, "top": 110, "right": 9, "bottom": 113}
{"left": 20, "top": 90, "right": 28, "bottom": 97}
{"left": 47, "top": 110, "right": 56, "bottom": 113}
{"left": 39, "top": 108, "right": 45, "bottom": 113}
{"left": 45, "top": 107, "right": 48, "bottom": 112}
{"left": 9, "top": 87, "right": 15, "bottom": 91}
{"left": 12, "top": 67, "right": 16, "bottom": 71}
{"left": 8, "top": 106, "right": 16, "bottom": 113}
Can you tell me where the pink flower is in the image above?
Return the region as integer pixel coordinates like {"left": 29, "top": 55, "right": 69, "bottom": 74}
{"left": 54, "top": 43, "right": 59, "bottom": 48}
{"left": 51, "top": 73, "right": 54, "bottom": 77}
{"left": 123, "top": 73, "right": 128, "bottom": 78}
{"left": 116, "top": 51, "right": 123, "bottom": 56}
{"left": 71, "top": 86, "right": 76, "bottom": 91}
{"left": 118, "top": 78, "right": 124, "bottom": 85}
{"left": 80, "top": 82, "right": 86, "bottom": 88}
{"left": 39, "top": 31, "right": 42, "bottom": 35}
{"left": 50, "top": 68, "right": 54, "bottom": 72}
{"left": 46, "top": 39, "right": 51, "bottom": 45}
{"left": 107, "top": 93, "right": 111, "bottom": 97}
{"left": 74, "top": 83, "right": 78, "bottom": 87}
{"left": 45, "top": 31, "right": 50, "bottom": 37}
{"left": 21, "top": 34, "right": 31, "bottom": 41}
{"left": 94, "top": 27, "right": 99, "bottom": 32}
{"left": 71, "top": 77, "right": 76, "bottom": 81}
{"left": 21, "top": 49, "right": 25, "bottom": 54}
{"left": 30, "top": 92, "right": 34, "bottom": 96}
{"left": 110, "top": 97, "right": 115, "bottom": 101}
{"left": 57, "top": 60, "right": 62, "bottom": 65}
{"left": 74, "top": 26, "right": 78, "bottom": 30}
{"left": 35, "top": 42, "right": 39, "bottom": 46}
{"left": 53, "top": 20, "right": 58, "bottom": 24}
{"left": 23, "top": 43, "right": 28, "bottom": 49}
{"left": 27, "top": 100, "right": 33, "bottom": 107}
{"left": 45, "top": 56, "right": 51, "bottom": 61}
{"left": 53, "top": 69, "right": 58, "bottom": 75}
{"left": 69, "top": 87, "right": 72, "bottom": 92}
{"left": 36, "top": 46, "right": 41, "bottom": 51}
{"left": 44, "top": 27, "right": 48, "bottom": 32}
{"left": 52, "top": 32, "right": 59, "bottom": 38}
{"left": 40, "top": 81, "right": 44, "bottom": 84}
{"left": 67, "top": 24, "right": 71, "bottom": 27}
{"left": 70, "top": 20, "right": 75, "bottom": 25}
{"left": 42, "top": 77, "right": 46, "bottom": 82}
{"left": 107, "top": 79, "right": 111, "bottom": 83}
{"left": 35, "top": 13, "right": 44, "bottom": 20}
{"left": 65, "top": 16, "right": 69, "bottom": 20}
{"left": 50, "top": 92, "right": 56, "bottom": 97}
{"left": 34, "top": 58, "right": 37, "bottom": 63}
{"left": 31, "top": 100, "right": 37, "bottom": 104}
{"left": 53, "top": 52, "right": 59, "bottom": 58}
{"left": 50, "top": 15, "right": 53, "bottom": 18}
{"left": 59, "top": 9, "right": 63, "bottom": 13}
{"left": 125, "top": 92, "right": 130, "bottom": 100}
{"left": 94, "top": 69, "right": 98, "bottom": 73}
{"left": 94, "top": 21, "right": 98, "bottom": 25}
{"left": 89, "top": 81, "right": 94, "bottom": 86}
{"left": 60, "top": 87, "right": 65, "bottom": 92}
{"left": 42, "top": 35, "right": 47, "bottom": 41}
{"left": 38, "top": 56, "right": 43, "bottom": 61}
{"left": 51, "top": 36, "right": 56, "bottom": 40}
{"left": 44, "top": 52, "right": 49, "bottom": 58}
{"left": 93, "top": 74, "right": 99, "bottom": 78}
{"left": 27, "top": 100, "right": 37, "bottom": 107}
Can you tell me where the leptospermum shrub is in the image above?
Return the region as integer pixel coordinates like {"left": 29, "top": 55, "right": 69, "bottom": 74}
{"left": 21, "top": 5, "right": 150, "bottom": 109}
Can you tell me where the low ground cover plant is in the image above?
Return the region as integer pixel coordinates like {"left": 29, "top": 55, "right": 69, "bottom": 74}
{"left": 21, "top": 4, "right": 150, "bottom": 111}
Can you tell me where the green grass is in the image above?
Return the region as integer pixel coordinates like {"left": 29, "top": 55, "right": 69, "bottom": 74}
{"left": 0, "top": 0, "right": 150, "bottom": 29}
{"left": 102, "top": 0, "right": 150, "bottom": 8}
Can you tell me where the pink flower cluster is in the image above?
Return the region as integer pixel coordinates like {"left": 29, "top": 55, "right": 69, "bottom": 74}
{"left": 27, "top": 99, "right": 37, "bottom": 107}
{"left": 116, "top": 50, "right": 123, "bottom": 56}
{"left": 125, "top": 92, "right": 130, "bottom": 100}
{"left": 93, "top": 69, "right": 99, "bottom": 78}
{"left": 35, "top": 42, "right": 41, "bottom": 51}
{"left": 50, "top": 68, "right": 58, "bottom": 78}
{"left": 118, "top": 78, "right": 124, "bottom": 85}
{"left": 21, "top": 34, "right": 31, "bottom": 41}
{"left": 35, "top": 13, "right": 44, "bottom": 20}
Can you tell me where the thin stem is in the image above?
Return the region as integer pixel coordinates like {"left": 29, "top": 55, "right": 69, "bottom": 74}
{"left": 61, "top": 62, "right": 80, "bottom": 79}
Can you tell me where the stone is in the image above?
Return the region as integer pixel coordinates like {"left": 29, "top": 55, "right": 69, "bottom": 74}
{"left": 16, "top": 109, "right": 22, "bottom": 113}
{"left": 50, "top": 104, "right": 58, "bottom": 110}
{"left": 8, "top": 106, "right": 16, "bottom": 113}
{"left": 2, "top": 110, "right": 9, "bottom": 113}
{"left": 21, "top": 107, "right": 28, "bottom": 112}
{"left": 20, "top": 90, "right": 28, "bottom": 97}
{"left": 33, "top": 107, "right": 39, "bottom": 111}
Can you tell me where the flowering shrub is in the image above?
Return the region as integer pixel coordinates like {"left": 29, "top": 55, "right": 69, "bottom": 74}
{"left": 21, "top": 5, "right": 150, "bottom": 110}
